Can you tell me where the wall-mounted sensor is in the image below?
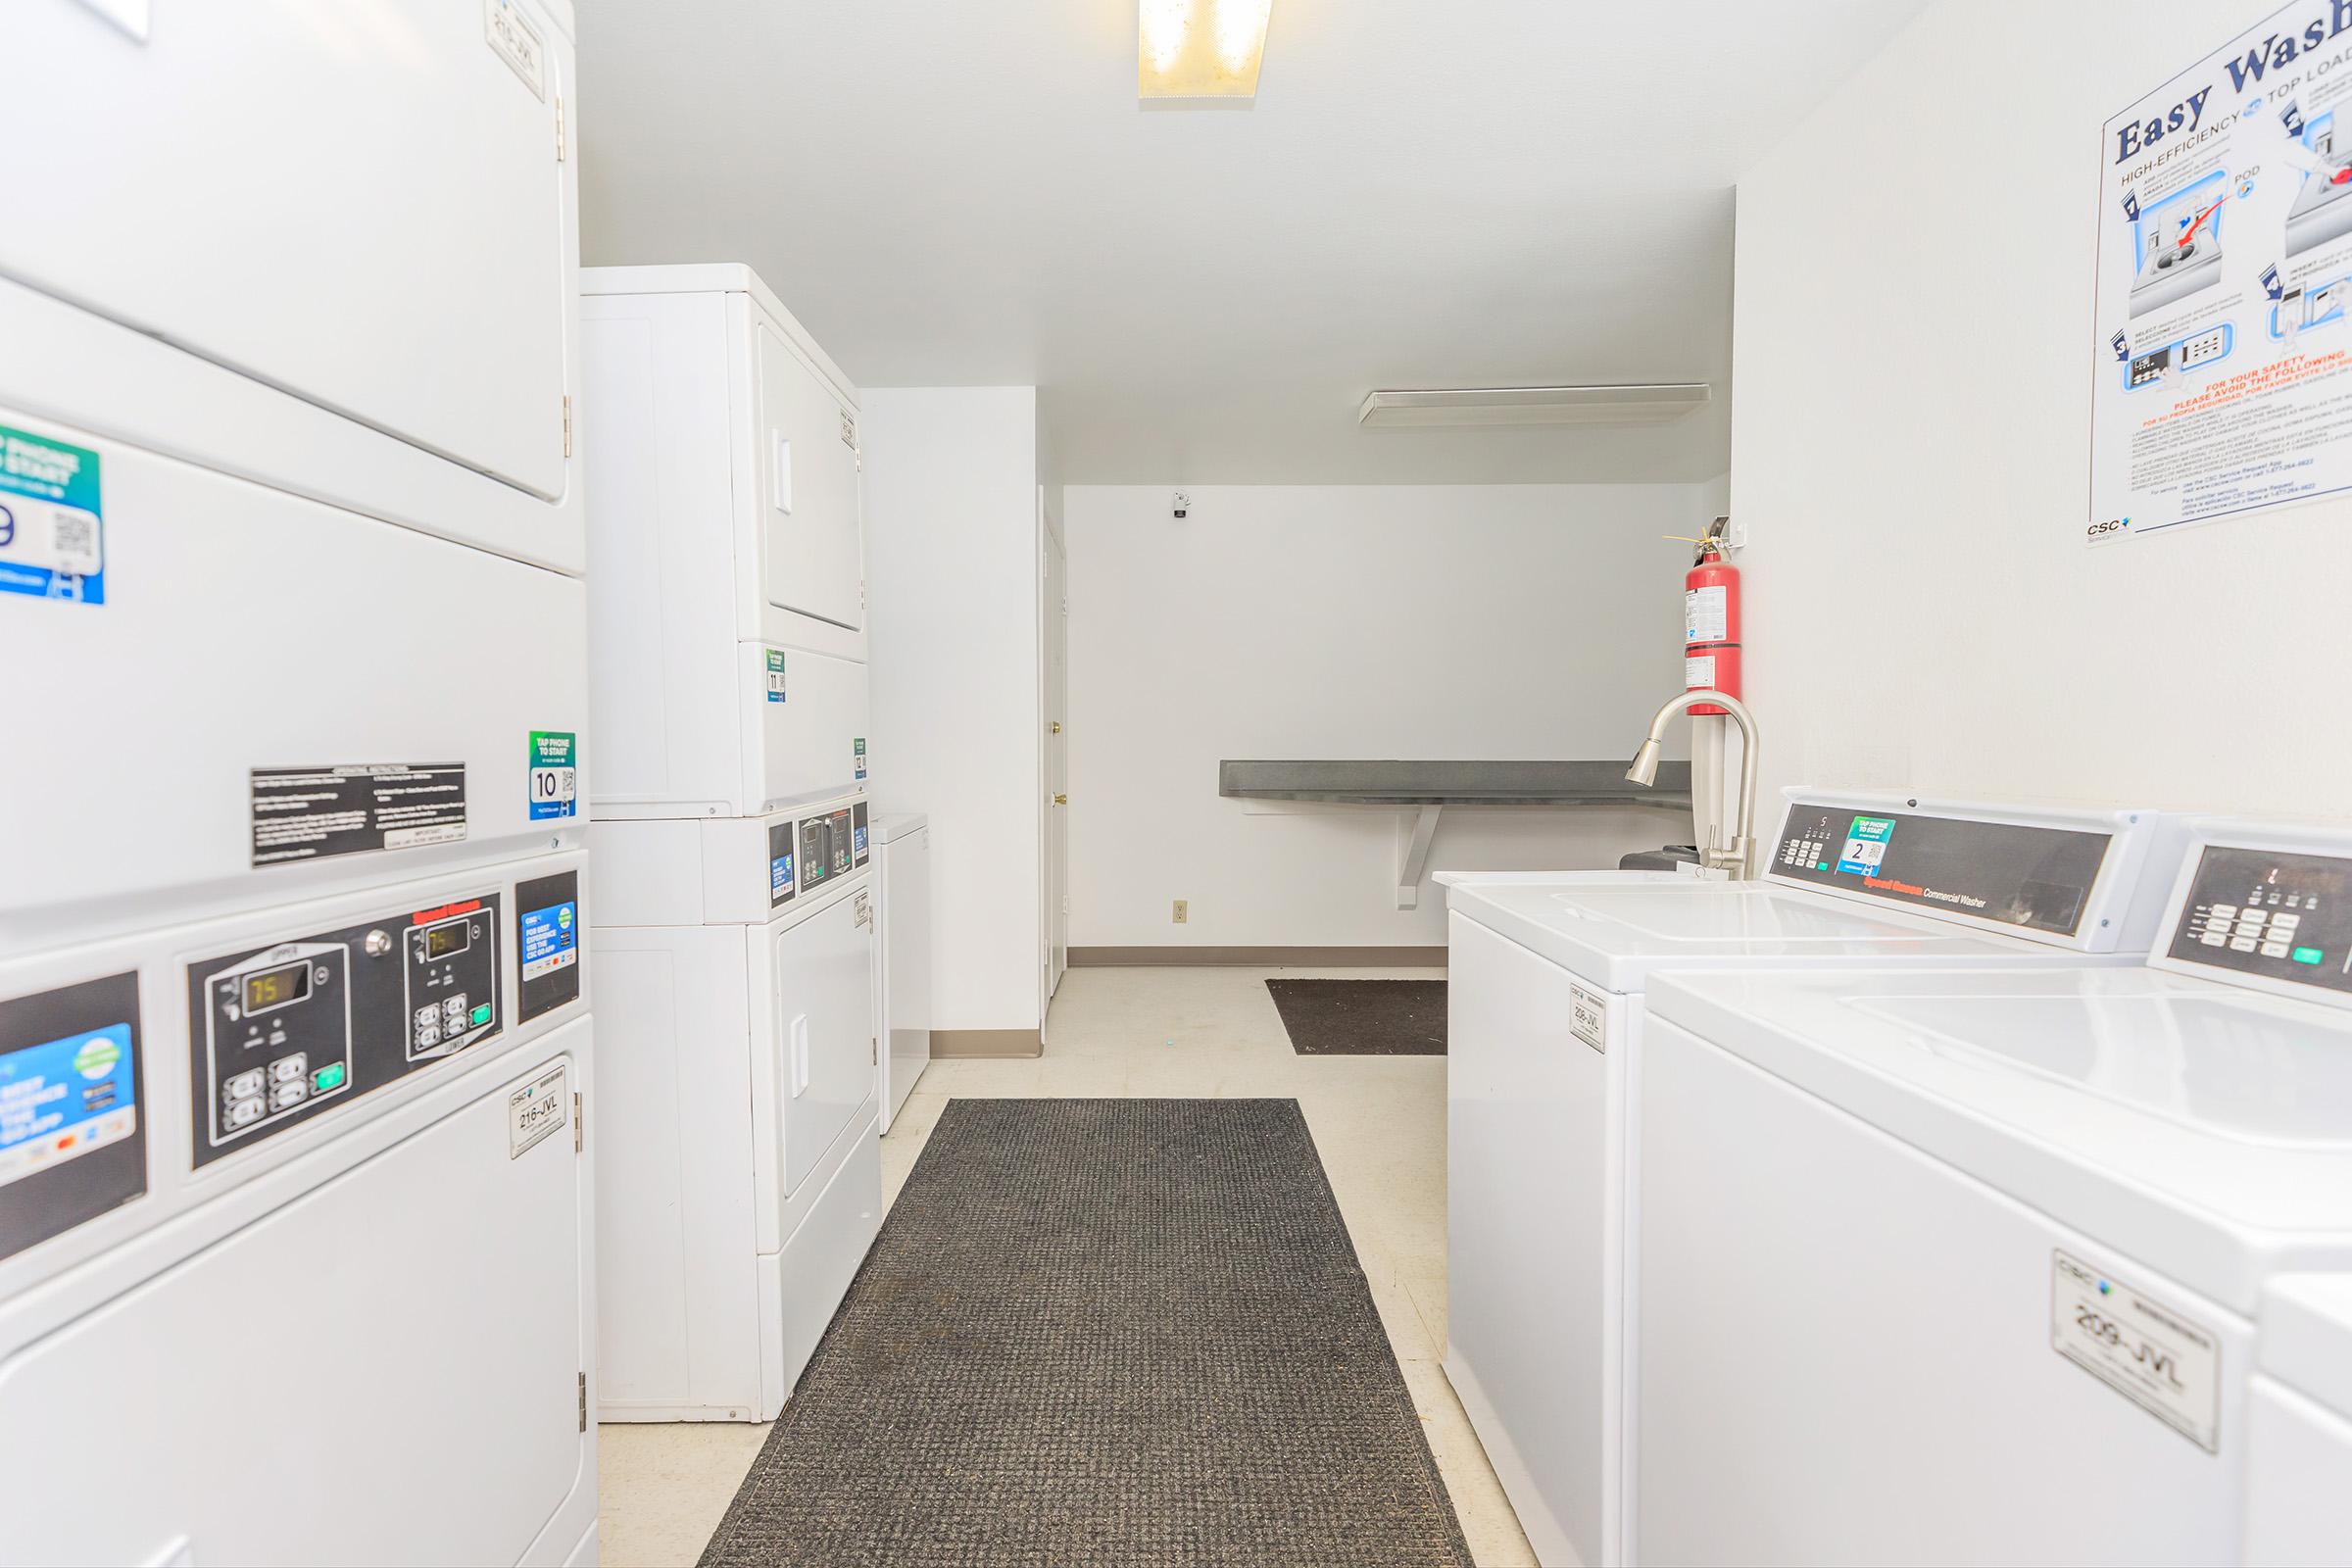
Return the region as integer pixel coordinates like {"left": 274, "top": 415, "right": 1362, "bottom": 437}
{"left": 1171, "top": 490, "right": 1192, "bottom": 521}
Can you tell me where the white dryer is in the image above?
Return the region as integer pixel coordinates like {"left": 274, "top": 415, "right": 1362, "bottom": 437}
{"left": 0, "top": 854, "right": 598, "bottom": 1566}
{"left": 1441, "top": 791, "right": 2184, "bottom": 1568}
{"left": 581, "top": 264, "right": 868, "bottom": 820}
{"left": 1635, "top": 820, "right": 2352, "bottom": 1565}
{"left": 592, "top": 794, "right": 882, "bottom": 1421}
{"left": 2, "top": 0, "right": 590, "bottom": 953}
{"left": 872, "top": 813, "right": 933, "bottom": 1132}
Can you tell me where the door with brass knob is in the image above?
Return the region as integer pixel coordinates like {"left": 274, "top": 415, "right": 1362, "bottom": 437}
{"left": 1053, "top": 793, "right": 1067, "bottom": 806}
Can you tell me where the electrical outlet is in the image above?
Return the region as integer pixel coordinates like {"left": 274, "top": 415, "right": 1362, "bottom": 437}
{"left": 1172, "top": 900, "right": 1189, "bottom": 924}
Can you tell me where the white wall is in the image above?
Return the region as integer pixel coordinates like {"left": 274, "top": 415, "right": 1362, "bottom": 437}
{"left": 864, "top": 387, "right": 1043, "bottom": 1030}
{"left": 1064, "top": 484, "right": 1709, "bottom": 949}
{"left": 1734, "top": 0, "right": 2352, "bottom": 822}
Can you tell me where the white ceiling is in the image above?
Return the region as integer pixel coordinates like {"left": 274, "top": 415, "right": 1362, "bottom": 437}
{"left": 577, "top": 1, "right": 1927, "bottom": 484}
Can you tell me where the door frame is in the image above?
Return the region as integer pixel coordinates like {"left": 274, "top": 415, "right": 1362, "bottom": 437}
{"left": 1037, "top": 488, "right": 1069, "bottom": 1035}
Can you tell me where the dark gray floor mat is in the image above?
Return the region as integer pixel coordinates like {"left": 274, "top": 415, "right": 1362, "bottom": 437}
{"left": 1265, "top": 978, "right": 1448, "bottom": 1055}
{"left": 697, "top": 1098, "right": 1471, "bottom": 1568}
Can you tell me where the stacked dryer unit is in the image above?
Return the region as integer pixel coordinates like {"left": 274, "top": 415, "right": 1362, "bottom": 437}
{"left": 581, "top": 265, "right": 883, "bottom": 1421}
{"left": 0, "top": 2, "right": 598, "bottom": 1563}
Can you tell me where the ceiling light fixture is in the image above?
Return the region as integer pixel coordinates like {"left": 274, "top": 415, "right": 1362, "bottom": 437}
{"left": 1355, "top": 383, "right": 1712, "bottom": 429}
{"left": 1139, "top": 0, "right": 1272, "bottom": 103}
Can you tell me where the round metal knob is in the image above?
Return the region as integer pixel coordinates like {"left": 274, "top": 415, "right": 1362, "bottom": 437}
{"left": 364, "top": 929, "right": 393, "bottom": 956}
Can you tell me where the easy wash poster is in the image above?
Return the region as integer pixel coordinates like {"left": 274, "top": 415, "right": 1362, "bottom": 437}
{"left": 2090, "top": 1, "right": 2352, "bottom": 545}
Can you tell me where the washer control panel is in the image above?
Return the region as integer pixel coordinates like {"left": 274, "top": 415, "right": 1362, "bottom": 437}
{"left": 1772, "top": 800, "right": 2114, "bottom": 937}
{"left": 186, "top": 892, "right": 503, "bottom": 1165}
{"left": 2166, "top": 844, "right": 2352, "bottom": 999}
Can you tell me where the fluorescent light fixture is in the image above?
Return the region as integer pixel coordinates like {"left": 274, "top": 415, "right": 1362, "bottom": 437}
{"left": 1356, "top": 383, "right": 1712, "bottom": 429}
{"left": 1140, "top": 0, "right": 1272, "bottom": 102}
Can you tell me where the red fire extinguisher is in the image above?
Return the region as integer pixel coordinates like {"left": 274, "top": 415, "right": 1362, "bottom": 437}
{"left": 1680, "top": 536, "right": 1740, "bottom": 715}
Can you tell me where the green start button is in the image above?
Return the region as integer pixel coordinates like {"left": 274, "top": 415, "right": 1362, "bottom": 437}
{"left": 311, "top": 1062, "right": 347, "bottom": 1092}
{"left": 2292, "top": 947, "right": 2326, "bottom": 965}
{"left": 470, "top": 1003, "right": 493, "bottom": 1025}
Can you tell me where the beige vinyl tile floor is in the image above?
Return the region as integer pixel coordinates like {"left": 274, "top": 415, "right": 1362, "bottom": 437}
{"left": 597, "top": 965, "right": 1536, "bottom": 1568}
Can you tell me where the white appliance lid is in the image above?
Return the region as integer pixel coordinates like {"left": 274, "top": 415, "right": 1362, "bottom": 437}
{"left": 1648, "top": 964, "right": 2352, "bottom": 1311}
{"left": 874, "top": 812, "right": 927, "bottom": 843}
{"left": 1446, "top": 880, "right": 2090, "bottom": 994}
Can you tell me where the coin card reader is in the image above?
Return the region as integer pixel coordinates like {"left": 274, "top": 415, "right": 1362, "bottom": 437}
{"left": 516, "top": 871, "right": 583, "bottom": 1024}
{"left": 187, "top": 893, "right": 503, "bottom": 1166}
{"left": 0, "top": 971, "right": 147, "bottom": 1265}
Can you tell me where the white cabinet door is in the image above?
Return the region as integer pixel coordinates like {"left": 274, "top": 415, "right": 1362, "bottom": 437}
{"left": 757, "top": 322, "right": 863, "bottom": 631}
{"left": 770, "top": 890, "right": 876, "bottom": 1198}
{"left": 0, "top": 0, "right": 571, "bottom": 502}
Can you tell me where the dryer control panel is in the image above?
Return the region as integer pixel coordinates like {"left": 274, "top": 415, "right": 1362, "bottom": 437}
{"left": 2166, "top": 844, "right": 2352, "bottom": 999}
{"left": 186, "top": 893, "right": 503, "bottom": 1165}
{"left": 796, "top": 802, "right": 871, "bottom": 895}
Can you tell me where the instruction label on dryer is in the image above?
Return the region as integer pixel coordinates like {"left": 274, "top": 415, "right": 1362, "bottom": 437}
{"left": 0, "top": 424, "right": 104, "bottom": 607}
{"left": 1569, "top": 983, "right": 1607, "bottom": 1053}
{"left": 251, "top": 764, "right": 467, "bottom": 866}
{"left": 2050, "top": 1250, "right": 2221, "bottom": 1451}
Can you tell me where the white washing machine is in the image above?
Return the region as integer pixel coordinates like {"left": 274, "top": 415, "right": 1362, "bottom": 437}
{"left": 872, "top": 813, "right": 933, "bottom": 1132}
{"left": 591, "top": 794, "right": 882, "bottom": 1421}
{"left": 580, "top": 264, "right": 867, "bottom": 821}
{"left": 1634, "top": 820, "right": 2352, "bottom": 1566}
{"left": 2243, "top": 1275, "right": 2352, "bottom": 1566}
{"left": 1442, "top": 791, "right": 2184, "bottom": 1568}
{"left": 1, "top": 3, "right": 595, "bottom": 1561}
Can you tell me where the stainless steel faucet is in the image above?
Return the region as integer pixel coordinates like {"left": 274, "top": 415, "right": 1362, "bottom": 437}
{"left": 1625, "top": 689, "right": 1761, "bottom": 877}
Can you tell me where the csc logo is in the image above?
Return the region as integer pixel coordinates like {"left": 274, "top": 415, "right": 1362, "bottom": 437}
{"left": 2085, "top": 517, "right": 2128, "bottom": 542}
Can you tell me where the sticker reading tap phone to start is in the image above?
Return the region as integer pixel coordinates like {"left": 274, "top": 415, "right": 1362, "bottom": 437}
{"left": 1838, "top": 816, "right": 1894, "bottom": 875}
